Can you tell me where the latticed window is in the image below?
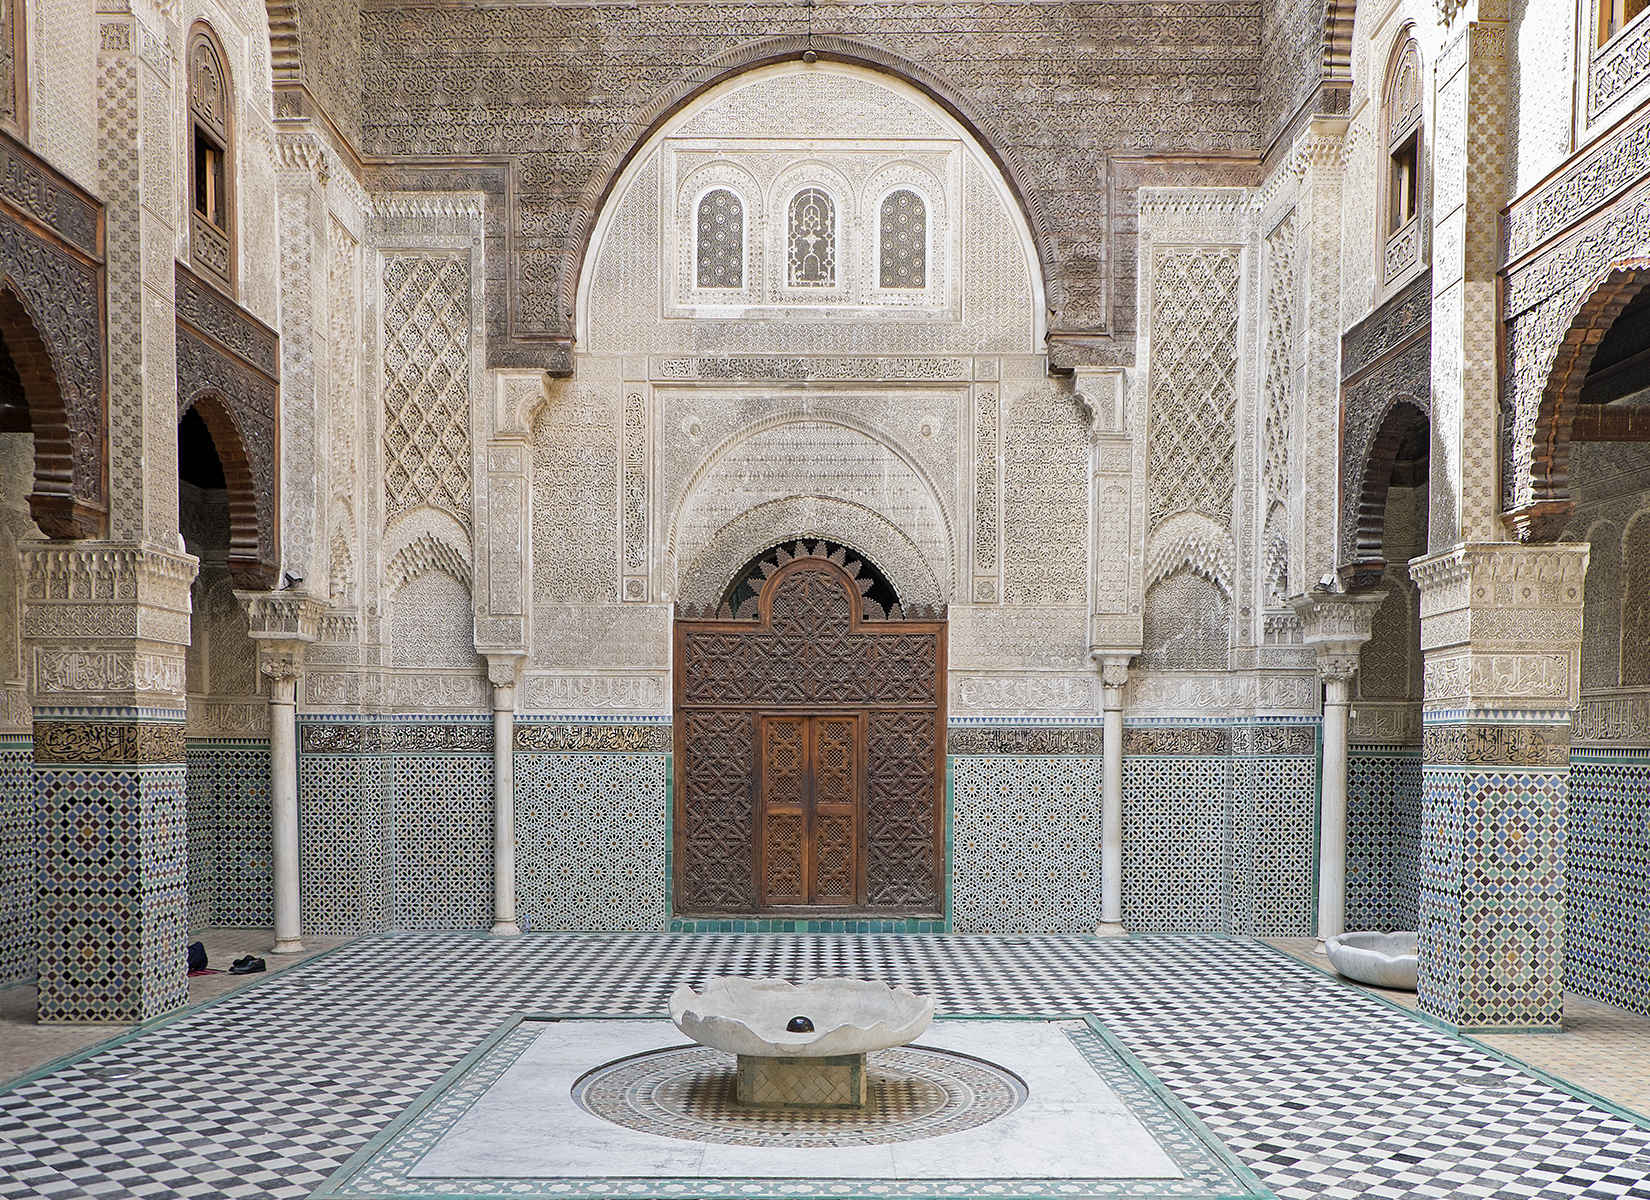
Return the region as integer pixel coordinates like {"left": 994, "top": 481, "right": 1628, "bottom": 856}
{"left": 0, "top": 0, "right": 27, "bottom": 138}
{"left": 786, "top": 188, "right": 835, "bottom": 287}
{"left": 1383, "top": 38, "right": 1422, "bottom": 235}
{"left": 878, "top": 190, "right": 926, "bottom": 289}
{"left": 188, "top": 24, "right": 234, "bottom": 293}
{"left": 695, "top": 188, "right": 743, "bottom": 289}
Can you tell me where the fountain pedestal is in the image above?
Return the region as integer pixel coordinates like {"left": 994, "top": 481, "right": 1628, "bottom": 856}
{"left": 669, "top": 977, "right": 933, "bottom": 1111}
{"left": 737, "top": 1052, "right": 868, "bottom": 1108}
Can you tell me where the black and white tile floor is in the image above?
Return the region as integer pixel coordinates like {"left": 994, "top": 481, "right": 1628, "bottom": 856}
{"left": 1, "top": 933, "right": 1647, "bottom": 1200}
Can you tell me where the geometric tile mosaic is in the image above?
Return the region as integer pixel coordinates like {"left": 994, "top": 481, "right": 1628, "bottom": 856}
{"left": 389, "top": 753, "right": 492, "bottom": 931}
{"left": 514, "top": 751, "right": 668, "bottom": 932}
{"left": 186, "top": 742, "right": 273, "bottom": 931}
{"left": 299, "top": 748, "right": 391, "bottom": 936}
{"left": 1230, "top": 754, "right": 1316, "bottom": 936}
{"left": 0, "top": 740, "right": 31, "bottom": 986}
{"left": 950, "top": 754, "right": 1103, "bottom": 933}
{"left": 1346, "top": 747, "right": 1422, "bottom": 933}
{"left": 1123, "top": 756, "right": 1232, "bottom": 932}
{"left": 1567, "top": 755, "right": 1650, "bottom": 1018}
{"left": 4, "top": 934, "right": 1650, "bottom": 1200}
{"left": 1420, "top": 758, "right": 1568, "bottom": 1031}
{"left": 34, "top": 759, "right": 189, "bottom": 1023}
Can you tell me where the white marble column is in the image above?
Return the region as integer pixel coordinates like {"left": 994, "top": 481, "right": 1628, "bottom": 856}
{"left": 1097, "top": 655, "right": 1130, "bottom": 936}
{"left": 265, "top": 658, "right": 304, "bottom": 954}
{"left": 1315, "top": 657, "right": 1358, "bottom": 946}
{"left": 487, "top": 655, "right": 524, "bottom": 936}
{"left": 1291, "top": 590, "right": 1384, "bottom": 948}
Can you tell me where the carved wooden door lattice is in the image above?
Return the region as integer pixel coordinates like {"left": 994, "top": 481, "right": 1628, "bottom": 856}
{"left": 675, "top": 543, "right": 945, "bottom": 916}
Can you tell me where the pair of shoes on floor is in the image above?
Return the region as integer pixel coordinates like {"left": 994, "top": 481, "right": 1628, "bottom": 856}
{"left": 228, "top": 955, "right": 266, "bottom": 976}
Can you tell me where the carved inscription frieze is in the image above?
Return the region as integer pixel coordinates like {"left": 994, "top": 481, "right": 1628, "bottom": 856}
{"left": 32, "top": 719, "right": 186, "bottom": 763}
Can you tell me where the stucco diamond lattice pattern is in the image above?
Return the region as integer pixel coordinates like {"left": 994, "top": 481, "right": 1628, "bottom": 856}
{"left": 1148, "top": 248, "right": 1240, "bottom": 531}
{"left": 382, "top": 255, "right": 472, "bottom": 527}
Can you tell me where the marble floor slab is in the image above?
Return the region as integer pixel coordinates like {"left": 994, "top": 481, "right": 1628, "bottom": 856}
{"left": 414, "top": 1019, "right": 1182, "bottom": 1181}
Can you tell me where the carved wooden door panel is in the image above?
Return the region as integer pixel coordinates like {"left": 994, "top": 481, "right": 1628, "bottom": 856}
{"left": 757, "top": 714, "right": 862, "bottom": 906}
{"left": 675, "top": 546, "right": 945, "bottom": 916}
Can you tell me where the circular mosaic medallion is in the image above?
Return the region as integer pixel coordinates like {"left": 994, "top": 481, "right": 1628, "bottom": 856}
{"left": 571, "top": 1044, "right": 1027, "bottom": 1148}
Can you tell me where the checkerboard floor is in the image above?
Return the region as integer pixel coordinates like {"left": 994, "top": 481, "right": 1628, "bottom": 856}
{"left": 1, "top": 933, "right": 1647, "bottom": 1200}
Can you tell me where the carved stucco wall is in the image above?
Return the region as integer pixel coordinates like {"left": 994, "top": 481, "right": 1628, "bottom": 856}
{"left": 358, "top": 2, "right": 1267, "bottom": 365}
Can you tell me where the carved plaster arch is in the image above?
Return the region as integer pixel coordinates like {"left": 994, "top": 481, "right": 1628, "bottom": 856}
{"left": 675, "top": 496, "right": 945, "bottom": 614}
{"left": 0, "top": 281, "right": 104, "bottom": 539}
{"left": 178, "top": 389, "right": 275, "bottom": 588}
{"left": 1346, "top": 396, "right": 1428, "bottom": 590}
{"left": 570, "top": 46, "right": 1049, "bottom": 343}
{"left": 1507, "top": 257, "right": 1650, "bottom": 541}
{"left": 667, "top": 409, "right": 956, "bottom": 593}
{"left": 385, "top": 531, "right": 473, "bottom": 592}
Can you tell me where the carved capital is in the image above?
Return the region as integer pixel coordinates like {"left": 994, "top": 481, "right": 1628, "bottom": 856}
{"left": 1289, "top": 588, "right": 1386, "bottom": 664}
{"left": 485, "top": 652, "right": 525, "bottom": 690}
{"left": 1318, "top": 654, "right": 1361, "bottom": 685}
{"left": 1090, "top": 651, "right": 1132, "bottom": 691}
{"left": 257, "top": 642, "right": 305, "bottom": 684}
{"left": 237, "top": 591, "right": 325, "bottom": 642}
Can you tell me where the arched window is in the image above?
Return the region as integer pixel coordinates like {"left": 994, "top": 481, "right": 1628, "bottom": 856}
{"left": 188, "top": 24, "right": 234, "bottom": 293}
{"left": 878, "top": 189, "right": 926, "bottom": 289}
{"left": 695, "top": 188, "right": 743, "bottom": 289}
{"left": 1, "top": 0, "right": 27, "bottom": 138}
{"left": 1381, "top": 35, "right": 1423, "bottom": 281}
{"left": 1600, "top": 0, "right": 1650, "bottom": 46}
{"left": 786, "top": 188, "right": 835, "bottom": 287}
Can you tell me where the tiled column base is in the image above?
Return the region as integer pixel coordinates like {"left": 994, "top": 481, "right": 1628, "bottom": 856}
{"left": 1418, "top": 723, "right": 1569, "bottom": 1032}
{"left": 34, "top": 716, "right": 189, "bottom": 1023}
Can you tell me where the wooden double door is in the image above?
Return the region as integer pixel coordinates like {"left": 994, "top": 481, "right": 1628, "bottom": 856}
{"left": 758, "top": 713, "right": 864, "bottom": 907}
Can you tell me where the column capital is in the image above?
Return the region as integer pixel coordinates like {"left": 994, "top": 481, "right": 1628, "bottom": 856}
{"left": 1289, "top": 588, "right": 1385, "bottom": 660}
{"left": 237, "top": 590, "right": 325, "bottom": 642}
{"left": 485, "top": 652, "right": 526, "bottom": 691}
{"left": 1090, "top": 650, "right": 1132, "bottom": 690}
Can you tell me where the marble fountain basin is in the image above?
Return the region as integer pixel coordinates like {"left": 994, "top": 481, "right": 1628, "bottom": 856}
{"left": 669, "top": 977, "right": 934, "bottom": 1109}
{"left": 1325, "top": 931, "right": 1419, "bottom": 991}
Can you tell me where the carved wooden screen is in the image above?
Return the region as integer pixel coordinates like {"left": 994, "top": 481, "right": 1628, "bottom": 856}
{"left": 675, "top": 551, "right": 945, "bottom": 915}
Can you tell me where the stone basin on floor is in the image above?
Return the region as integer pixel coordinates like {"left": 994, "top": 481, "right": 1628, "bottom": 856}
{"left": 668, "top": 977, "right": 935, "bottom": 1108}
{"left": 1325, "top": 931, "right": 1419, "bottom": 991}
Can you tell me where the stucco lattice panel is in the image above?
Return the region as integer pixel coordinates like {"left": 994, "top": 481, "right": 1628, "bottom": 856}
{"left": 1001, "top": 385, "right": 1088, "bottom": 605}
{"left": 1622, "top": 516, "right": 1650, "bottom": 687}
{"left": 328, "top": 217, "right": 361, "bottom": 607}
{"left": 949, "top": 755, "right": 1101, "bottom": 933}
{"left": 515, "top": 751, "right": 668, "bottom": 932}
{"left": 1148, "top": 248, "right": 1240, "bottom": 531}
{"left": 1581, "top": 521, "right": 1623, "bottom": 691}
{"left": 382, "top": 255, "right": 472, "bottom": 529}
{"left": 1122, "top": 756, "right": 1231, "bottom": 932}
{"left": 532, "top": 385, "right": 618, "bottom": 604}
{"left": 1261, "top": 211, "right": 1297, "bottom": 512}
{"left": 390, "top": 753, "right": 491, "bottom": 931}
{"left": 0, "top": 741, "right": 31, "bottom": 985}
{"left": 1568, "top": 756, "right": 1650, "bottom": 1018}
{"left": 1346, "top": 749, "right": 1422, "bottom": 934}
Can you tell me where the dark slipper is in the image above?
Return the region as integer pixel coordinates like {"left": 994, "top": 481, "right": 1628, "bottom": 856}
{"left": 230, "top": 954, "right": 254, "bottom": 969}
{"left": 228, "top": 957, "right": 265, "bottom": 975}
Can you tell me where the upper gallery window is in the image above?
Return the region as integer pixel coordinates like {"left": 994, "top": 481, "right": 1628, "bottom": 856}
{"left": 695, "top": 188, "right": 744, "bottom": 289}
{"left": 1381, "top": 34, "right": 1424, "bottom": 284}
{"left": 1600, "top": 0, "right": 1650, "bottom": 45}
{"left": 878, "top": 189, "right": 927, "bottom": 289}
{"left": 786, "top": 187, "right": 836, "bottom": 287}
{"left": 188, "top": 24, "right": 234, "bottom": 293}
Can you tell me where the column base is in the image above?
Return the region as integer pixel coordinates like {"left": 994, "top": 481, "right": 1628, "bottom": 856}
{"left": 490, "top": 921, "right": 523, "bottom": 937}
{"left": 271, "top": 937, "right": 307, "bottom": 955}
{"left": 1094, "top": 921, "right": 1127, "bottom": 938}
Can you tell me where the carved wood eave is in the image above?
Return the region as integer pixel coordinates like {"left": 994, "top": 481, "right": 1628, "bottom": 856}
{"left": 1338, "top": 270, "right": 1433, "bottom": 586}
{"left": 174, "top": 261, "right": 280, "bottom": 588}
{"left": 0, "top": 127, "right": 108, "bottom": 539}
